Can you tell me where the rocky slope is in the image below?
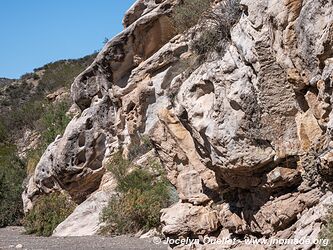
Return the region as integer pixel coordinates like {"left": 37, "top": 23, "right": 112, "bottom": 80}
{"left": 23, "top": 0, "right": 333, "bottom": 248}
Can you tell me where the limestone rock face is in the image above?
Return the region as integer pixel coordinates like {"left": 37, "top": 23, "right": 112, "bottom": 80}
{"left": 23, "top": 0, "right": 177, "bottom": 209}
{"left": 23, "top": 0, "right": 333, "bottom": 246}
{"left": 52, "top": 173, "right": 116, "bottom": 236}
{"left": 23, "top": 99, "right": 110, "bottom": 206}
{"left": 161, "top": 202, "right": 220, "bottom": 237}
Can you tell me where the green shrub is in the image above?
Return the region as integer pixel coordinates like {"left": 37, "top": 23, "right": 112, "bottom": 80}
{"left": 0, "top": 144, "right": 26, "bottom": 227}
{"left": 117, "top": 169, "right": 153, "bottom": 194}
{"left": 32, "top": 73, "right": 40, "bottom": 80}
{"left": 101, "top": 155, "right": 174, "bottom": 235}
{"left": 172, "top": 0, "right": 212, "bottom": 33}
{"left": 23, "top": 192, "right": 76, "bottom": 236}
{"left": 101, "top": 181, "right": 171, "bottom": 235}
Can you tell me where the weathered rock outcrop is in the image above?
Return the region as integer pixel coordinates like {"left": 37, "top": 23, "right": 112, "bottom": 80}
{"left": 52, "top": 172, "right": 116, "bottom": 236}
{"left": 24, "top": 0, "right": 333, "bottom": 248}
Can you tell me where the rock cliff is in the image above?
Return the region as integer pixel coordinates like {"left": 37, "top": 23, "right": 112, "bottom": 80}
{"left": 23, "top": 0, "right": 333, "bottom": 248}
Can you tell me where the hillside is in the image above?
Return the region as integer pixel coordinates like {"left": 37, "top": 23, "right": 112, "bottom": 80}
{"left": 0, "top": 53, "right": 95, "bottom": 228}
{"left": 0, "top": 78, "right": 14, "bottom": 86}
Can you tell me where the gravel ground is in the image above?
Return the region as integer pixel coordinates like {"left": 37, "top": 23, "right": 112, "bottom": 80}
{"left": 0, "top": 227, "right": 168, "bottom": 250}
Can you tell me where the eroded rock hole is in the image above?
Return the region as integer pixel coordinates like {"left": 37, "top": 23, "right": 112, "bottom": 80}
{"left": 78, "top": 132, "right": 86, "bottom": 147}
{"left": 74, "top": 149, "right": 86, "bottom": 167}
{"left": 86, "top": 118, "right": 93, "bottom": 130}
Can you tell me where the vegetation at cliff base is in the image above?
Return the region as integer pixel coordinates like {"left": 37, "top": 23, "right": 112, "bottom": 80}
{"left": 100, "top": 152, "right": 176, "bottom": 235}
{"left": 23, "top": 192, "right": 76, "bottom": 236}
{"left": 0, "top": 144, "right": 26, "bottom": 227}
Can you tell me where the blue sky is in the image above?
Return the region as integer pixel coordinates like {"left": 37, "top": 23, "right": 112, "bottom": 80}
{"left": 0, "top": 0, "right": 136, "bottom": 78}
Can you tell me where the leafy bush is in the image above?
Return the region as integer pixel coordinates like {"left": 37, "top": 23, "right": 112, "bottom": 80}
{"left": 101, "top": 155, "right": 174, "bottom": 235}
{"left": 101, "top": 181, "right": 171, "bottom": 234}
{"left": 117, "top": 169, "right": 153, "bottom": 194}
{"left": 32, "top": 73, "right": 40, "bottom": 80}
{"left": 0, "top": 144, "right": 26, "bottom": 227}
{"left": 23, "top": 192, "right": 76, "bottom": 236}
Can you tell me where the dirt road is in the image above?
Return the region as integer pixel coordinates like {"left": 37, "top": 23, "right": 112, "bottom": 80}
{"left": 0, "top": 227, "right": 167, "bottom": 250}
